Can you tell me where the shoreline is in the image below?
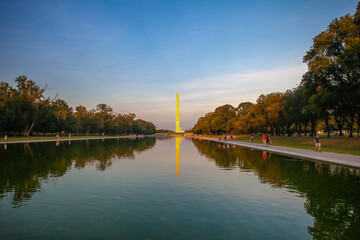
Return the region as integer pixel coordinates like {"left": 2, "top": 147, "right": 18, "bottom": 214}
{"left": 194, "top": 137, "right": 360, "bottom": 169}
{"left": 0, "top": 135, "right": 156, "bottom": 145}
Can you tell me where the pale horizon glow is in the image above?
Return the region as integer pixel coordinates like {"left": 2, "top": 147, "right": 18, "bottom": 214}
{"left": 0, "top": 0, "right": 357, "bottom": 130}
{"left": 132, "top": 64, "right": 307, "bottom": 130}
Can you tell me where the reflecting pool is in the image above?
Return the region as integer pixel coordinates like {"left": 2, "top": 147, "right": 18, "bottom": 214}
{"left": 1, "top": 137, "right": 359, "bottom": 239}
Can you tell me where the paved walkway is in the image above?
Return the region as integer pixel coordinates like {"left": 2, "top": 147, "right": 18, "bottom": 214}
{"left": 198, "top": 137, "right": 360, "bottom": 169}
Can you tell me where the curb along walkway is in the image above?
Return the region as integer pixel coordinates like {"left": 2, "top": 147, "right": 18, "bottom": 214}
{"left": 197, "top": 137, "right": 360, "bottom": 169}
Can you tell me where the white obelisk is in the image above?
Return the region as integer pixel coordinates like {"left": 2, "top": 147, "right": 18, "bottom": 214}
{"left": 175, "top": 93, "right": 183, "bottom": 133}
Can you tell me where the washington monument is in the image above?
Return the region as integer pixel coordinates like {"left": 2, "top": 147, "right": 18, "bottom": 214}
{"left": 175, "top": 93, "right": 184, "bottom": 133}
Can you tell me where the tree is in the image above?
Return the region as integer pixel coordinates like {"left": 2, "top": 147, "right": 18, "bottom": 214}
{"left": 264, "top": 92, "right": 283, "bottom": 135}
{"left": 53, "top": 99, "right": 73, "bottom": 134}
{"left": 36, "top": 98, "right": 56, "bottom": 134}
{"left": 281, "top": 87, "right": 308, "bottom": 136}
{"left": 13, "top": 76, "right": 46, "bottom": 136}
{"left": 234, "top": 107, "right": 255, "bottom": 134}
{"left": 236, "top": 102, "right": 253, "bottom": 118}
{"left": 74, "top": 105, "right": 93, "bottom": 135}
{"left": 212, "top": 104, "right": 236, "bottom": 134}
{"left": 232, "top": 102, "right": 254, "bottom": 134}
{"left": 191, "top": 105, "right": 237, "bottom": 135}
{"left": 124, "top": 113, "right": 136, "bottom": 134}
{"left": 303, "top": 2, "right": 360, "bottom": 137}
{"left": 237, "top": 93, "right": 283, "bottom": 134}
{"left": 0, "top": 82, "right": 15, "bottom": 134}
{"left": 133, "top": 119, "right": 156, "bottom": 134}
{"left": 95, "top": 104, "right": 114, "bottom": 134}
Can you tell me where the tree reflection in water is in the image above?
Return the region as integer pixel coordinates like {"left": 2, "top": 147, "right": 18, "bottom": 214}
{"left": 0, "top": 138, "right": 156, "bottom": 207}
{"left": 192, "top": 139, "right": 360, "bottom": 240}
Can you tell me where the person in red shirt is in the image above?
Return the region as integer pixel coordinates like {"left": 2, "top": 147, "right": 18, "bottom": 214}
{"left": 262, "top": 134, "right": 266, "bottom": 145}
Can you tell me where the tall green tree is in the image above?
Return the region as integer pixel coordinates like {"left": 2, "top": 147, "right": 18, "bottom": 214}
{"left": 36, "top": 98, "right": 56, "bottom": 134}
{"left": 53, "top": 99, "right": 74, "bottom": 134}
{"left": 303, "top": 2, "right": 360, "bottom": 137}
{"left": 13, "top": 76, "right": 46, "bottom": 136}
{"left": 95, "top": 104, "right": 114, "bottom": 133}
{"left": 0, "top": 82, "right": 15, "bottom": 133}
{"left": 74, "top": 105, "right": 93, "bottom": 135}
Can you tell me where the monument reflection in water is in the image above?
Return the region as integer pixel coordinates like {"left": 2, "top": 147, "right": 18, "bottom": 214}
{"left": 176, "top": 136, "right": 181, "bottom": 178}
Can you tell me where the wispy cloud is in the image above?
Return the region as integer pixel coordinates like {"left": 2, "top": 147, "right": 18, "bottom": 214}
{"left": 113, "top": 64, "right": 307, "bottom": 130}
{"left": 179, "top": 64, "right": 306, "bottom": 91}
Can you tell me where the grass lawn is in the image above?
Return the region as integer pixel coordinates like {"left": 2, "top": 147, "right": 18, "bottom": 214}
{"left": 0, "top": 135, "right": 119, "bottom": 143}
{"left": 234, "top": 135, "right": 360, "bottom": 155}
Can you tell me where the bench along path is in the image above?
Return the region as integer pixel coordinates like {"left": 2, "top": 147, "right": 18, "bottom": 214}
{"left": 197, "top": 137, "right": 360, "bottom": 169}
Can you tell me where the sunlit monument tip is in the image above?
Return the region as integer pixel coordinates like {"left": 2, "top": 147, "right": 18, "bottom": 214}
{"left": 175, "top": 93, "right": 184, "bottom": 133}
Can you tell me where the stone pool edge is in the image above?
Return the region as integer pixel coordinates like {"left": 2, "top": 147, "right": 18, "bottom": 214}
{"left": 193, "top": 137, "right": 360, "bottom": 169}
{"left": 0, "top": 135, "right": 156, "bottom": 145}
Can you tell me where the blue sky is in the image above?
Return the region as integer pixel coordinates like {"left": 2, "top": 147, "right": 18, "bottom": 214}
{"left": 0, "top": 0, "right": 358, "bottom": 130}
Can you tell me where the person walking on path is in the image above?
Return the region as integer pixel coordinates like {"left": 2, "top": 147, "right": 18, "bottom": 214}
{"left": 314, "top": 133, "right": 321, "bottom": 152}
{"left": 262, "top": 134, "right": 266, "bottom": 145}
{"left": 250, "top": 134, "right": 254, "bottom": 142}
{"left": 266, "top": 135, "right": 271, "bottom": 146}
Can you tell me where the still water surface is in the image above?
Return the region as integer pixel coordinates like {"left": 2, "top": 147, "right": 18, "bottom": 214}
{"left": 0, "top": 137, "right": 359, "bottom": 239}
